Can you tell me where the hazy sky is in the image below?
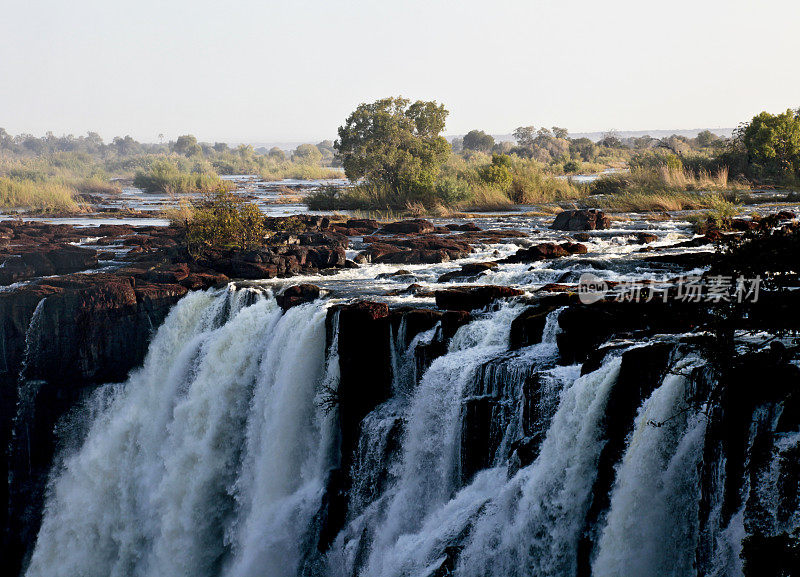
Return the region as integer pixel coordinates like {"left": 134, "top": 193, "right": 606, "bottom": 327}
{"left": 1, "top": 0, "right": 798, "bottom": 143}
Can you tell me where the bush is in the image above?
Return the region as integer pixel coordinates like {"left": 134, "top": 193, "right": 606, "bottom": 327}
{"left": 182, "top": 190, "right": 265, "bottom": 255}
{"left": 478, "top": 154, "right": 513, "bottom": 190}
{"left": 133, "top": 160, "right": 231, "bottom": 194}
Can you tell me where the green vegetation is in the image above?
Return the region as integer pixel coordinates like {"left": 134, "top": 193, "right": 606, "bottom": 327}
{"left": 2, "top": 104, "right": 797, "bottom": 216}
{"left": 336, "top": 96, "right": 451, "bottom": 198}
{"left": 259, "top": 163, "right": 343, "bottom": 181}
{"left": 737, "top": 109, "right": 800, "bottom": 184}
{"left": 176, "top": 190, "right": 266, "bottom": 256}
{"left": 0, "top": 177, "right": 81, "bottom": 212}
{"left": 309, "top": 98, "right": 590, "bottom": 212}
{"left": 0, "top": 127, "right": 346, "bottom": 211}
{"left": 133, "top": 159, "right": 232, "bottom": 194}
{"left": 462, "top": 129, "right": 495, "bottom": 153}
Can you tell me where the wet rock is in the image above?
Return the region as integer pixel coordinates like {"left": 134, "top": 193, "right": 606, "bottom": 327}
{"left": 631, "top": 232, "right": 659, "bottom": 244}
{"left": 509, "top": 294, "right": 573, "bottom": 349}
{"left": 445, "top": 222, "right": 481, "bottom": 232}
{"left": 377, "top": 219, "right": 435, "bottom": 235}
{"left": 551, "top": 209, "right": 611, "bottom": 231}
{"left": 0, "top": 244, "right": 99, "bottom": 285}
{"left": 644, "top": 251, "right": 714, "bottom": 268}
{"left": 437, "top": 262, "right": 498, "bottom": 283}
{"left": 384, "top": 283, "right": 435, "bottom": 297}
{"left": 434, "top": 285, "right": 524, "bottom": 311}
{"left": 501, "top": 241, "right": 587, "bottom": 264}
{"left": 330, "top": 218, "right": 381, "bottom": 236}
{"left": 276, "top": 284, "right": 322, "bottom": 311}
{"left": 319, "top": 301, "right": 393, "bottom": 548}
{"left": 376, "top": 269, "right": 416, "bottom": 281}
{"left": 556, "top": 300, "right": 706, "bottom": 364}
{"left": 574, "top": 233, "right": 591, "bottom": 242}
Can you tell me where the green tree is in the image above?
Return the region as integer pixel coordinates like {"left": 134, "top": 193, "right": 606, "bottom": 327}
{"left": 293, "top": 143, "right": 323, "bottom": 164}
{"left": 552, "top": 126, "right": 569, "bottom": 139}
{"left": 695, "top": 130, "right": 719, "bottom": 148}
{"left": 213, "top": 142, "right": 228, "bottom": 153}
{"left": 316, "top": 140, "right": 336, "bottom": 164}
{"left": 462, "top": 129, "right": 495, "bottom": 152}
{"left": 335, "top": 96, "right": 450, "bottom": 195}
{"left": 513, "top": 126, "right": 536, "bottom": 149}
{"left": 268, "top": 147, "right": 286, "bottom": 161}
{"left": 172, "top": 134, "right": 201, "bottom": 157}
{"left": 741, "top": 109, "right": 800, "bottom": 182}
{"left": 478, "top": 153, "right": 513, "bottom": 189}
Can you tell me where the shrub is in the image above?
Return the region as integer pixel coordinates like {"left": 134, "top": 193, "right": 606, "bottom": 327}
{"left": 182, "top": 190, "right": 265, "bottom": 255}
{"left": 478, "top": 154, "right": 513, "bottom": 190}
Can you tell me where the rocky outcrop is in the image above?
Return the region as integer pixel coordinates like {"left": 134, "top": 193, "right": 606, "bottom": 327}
{"left": 632, "top": 232, "right": 658, "bottom": 244}
{"left": 435, "top": 286, "right": 524, "bottom": 311}
{"left": 378, "top": 219, "right": 435, "bottom": 235}
{"left": 0, "top": 244, "right": 99, "bottom": 285}
{"left": 501, "top": 241, "right": 587, "bottom": 264}
{"left": 509, "top": 294, "right": 573, "bottom": 349}
{"left": 551, "top": 209, "right": 611, "bottom": 231}
{"left": 276, "top": 284, "right": 322, "bottom": 311}
{"left": 356, "top": 235, "right": 472, "bottom": 265}
{"left": 438, "top": 262, "right": 498, "bottom": 283}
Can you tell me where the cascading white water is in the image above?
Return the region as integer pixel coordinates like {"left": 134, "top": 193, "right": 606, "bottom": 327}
{"left": 592, "top": 355, "right": 707, "bottom": 577}
{"left": 454, "top": 357, "right": 620, "bottom": 577}
{"left": 24, "top": 280, "right": 789, "bottom": 577}
{"left": 26, "top": 287, "right": 335, "bottom": 577}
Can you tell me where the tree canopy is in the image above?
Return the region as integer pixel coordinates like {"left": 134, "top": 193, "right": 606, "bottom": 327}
{"left": 740, "top": 109, "right": 800, "bottom": 183}
{"left": 462, "top": 129, "right": 495, "bottom": 152}
{"left": 335, "top": 96, "right": 450, "bottom": 194}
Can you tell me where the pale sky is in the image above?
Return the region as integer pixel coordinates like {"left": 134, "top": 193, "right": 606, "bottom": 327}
{"left": 1, "top": 0, "right": 798, "bottom": 143}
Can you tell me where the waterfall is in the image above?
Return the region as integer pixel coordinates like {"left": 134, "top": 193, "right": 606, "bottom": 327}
{"left": 592, "top": 356, "right": 707, "bottom": 577}
{"left": 22, "top": 284, "right": 798, "bottom": 577}
{"left": 26, "top": 287, "right": 334, "bottom": 577}
{"left": 9, "top": 297, "right": 48, "bottom": 483}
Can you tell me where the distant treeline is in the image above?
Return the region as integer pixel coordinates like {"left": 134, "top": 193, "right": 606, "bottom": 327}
{"left": 0, "top": 130, "right": 344, "bottom": 203}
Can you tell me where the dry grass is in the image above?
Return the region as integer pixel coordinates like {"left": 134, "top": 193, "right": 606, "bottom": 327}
{"left": 585, "top": 190, "right": 741, "bottom": 214}
{"left": 458, "top": 184, "right": 515, "bottom": 211}
{"left": 0, "top": 177, "right": 82, "bottom": 212}
{"left": 259, "top": 163, "right": 344, "bottom": 181}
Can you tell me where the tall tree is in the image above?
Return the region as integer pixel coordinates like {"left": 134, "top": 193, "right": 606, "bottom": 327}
{"left": 335, "top": 96, "right": 450, "bottom": 193}
{"left": 462, "top": 129, "right": 495, "bottom": 152}
{"left": 513, "top": 126, "right": 536, "bottom": 149}
{"left": 741, "top": 109, "right": 800, "bottom": 182}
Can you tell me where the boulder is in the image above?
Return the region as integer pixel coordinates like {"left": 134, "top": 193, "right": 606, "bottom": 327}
{"left": 378, "top": 219, "right": 435, "bottom": 235}
{"left": 551, "top": 209, "right": 611, "bottom": 231}
{"left": 501, "top": 242, "right": 586, "bottom": 264}
{"left": 0, "top": 244, "right": 99, "bottom": 285}
{"left": 438, "top": 262, "right": 498, "bottom": 283}
{"left": 434, "top": 285, "right": 524, "bottom": 311}
{"left": 276, "top": 284, "right": 321, "bottom": 311}
{"left": 445, "top": 222, "right": 481, "bottom": 232}
{"left": 632, "top": 232, "right": 659, "bottom": 244}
